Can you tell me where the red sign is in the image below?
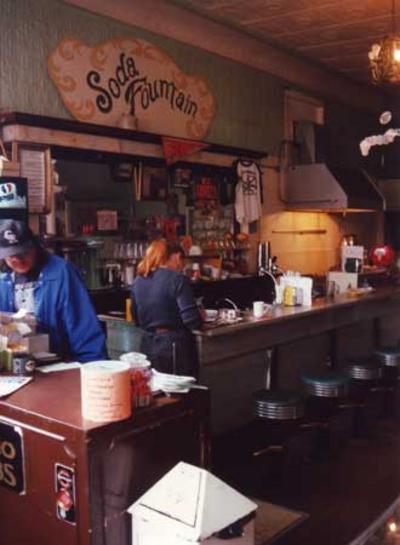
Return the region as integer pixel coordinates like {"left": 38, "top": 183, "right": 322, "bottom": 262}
{"left": 162, "top": 136, "right": 208, "bottom": 165}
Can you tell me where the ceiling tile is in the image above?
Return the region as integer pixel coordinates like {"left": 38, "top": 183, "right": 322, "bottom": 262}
{"left": 170, "top": 0, "right": 400, "bottom": 83}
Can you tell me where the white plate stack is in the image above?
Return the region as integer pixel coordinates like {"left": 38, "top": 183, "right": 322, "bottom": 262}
{"left": 151, "top": 369, "right": 196, "bottom": 394}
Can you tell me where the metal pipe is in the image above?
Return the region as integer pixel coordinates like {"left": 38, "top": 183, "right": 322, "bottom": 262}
{"left": 172, "top": 342, "right": 177, "bottom": 375}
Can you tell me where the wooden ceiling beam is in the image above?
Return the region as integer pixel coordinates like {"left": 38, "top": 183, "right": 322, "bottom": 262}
{"left": 262, "top": 14, "right": 391, "bottom": 39}
{"left": 299, "top": 35, "right": 384, "bottom": 52}
{"left": 63, "top": 0, "right": 386, "bottom": 112}
{"left": 191, "top": 0, "right": 240, "bottom": 10}
{"left": 242, "top": 1, "right": 390, "bottom": 25}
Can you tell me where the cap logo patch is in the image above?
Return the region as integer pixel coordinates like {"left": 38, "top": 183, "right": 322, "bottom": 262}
{"left": 3, "top": 230, "right": 18, "bottom": 244}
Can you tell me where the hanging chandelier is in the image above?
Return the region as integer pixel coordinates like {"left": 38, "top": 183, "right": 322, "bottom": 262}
{"left": 369, "top": 0, "right": 400, "bottom": 84}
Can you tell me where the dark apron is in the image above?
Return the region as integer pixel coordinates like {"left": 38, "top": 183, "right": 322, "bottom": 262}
{"left": 141, "top": 329, "right": 199, "bottom": 378}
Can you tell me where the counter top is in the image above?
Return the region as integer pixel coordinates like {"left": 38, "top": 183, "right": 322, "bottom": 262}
{"left": 0, "top": 369, "right": 200, "bottom": 434}
{"left": 197, "top": 286, "right": 400, "bottom": 337}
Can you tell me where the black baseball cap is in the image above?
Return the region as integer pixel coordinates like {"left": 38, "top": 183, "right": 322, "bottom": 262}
{"left": 0, "top": 220, "right": 35, "bottom": 259}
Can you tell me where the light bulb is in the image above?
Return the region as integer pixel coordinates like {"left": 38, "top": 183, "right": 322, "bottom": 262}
{"left": 394, "top": 47, "right": 400, "bottom": 61}
{"left": 389, "top": 521, "right": 397, "bottom": 533}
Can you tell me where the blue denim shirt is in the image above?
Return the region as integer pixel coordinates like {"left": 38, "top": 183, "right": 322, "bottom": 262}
{"left": 0, "top": 254, "right": 107, "bottom": 362}
{"left": 131, "top": 268, "right": 202, "bottom": 331}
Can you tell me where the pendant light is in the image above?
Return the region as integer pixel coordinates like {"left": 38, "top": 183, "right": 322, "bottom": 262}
{"left": 369, "top": 0, "right": 400, "bottom": 84}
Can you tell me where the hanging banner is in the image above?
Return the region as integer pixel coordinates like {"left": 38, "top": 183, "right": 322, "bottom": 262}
{"left": 48, "top": 37, "right": 216, "bottom": 140}
{"left": 161, "top": 136, "right": 209, "bottom": 165}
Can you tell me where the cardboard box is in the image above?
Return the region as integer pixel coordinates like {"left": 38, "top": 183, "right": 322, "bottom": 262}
{"left": 327, "top": 271, "right": 358, "bottom": 294}
{"left": 129, "top": 462, "right": 257, "bottom": 545}
{"left": 21, "top": 334, "right": 49, "bottom": 354}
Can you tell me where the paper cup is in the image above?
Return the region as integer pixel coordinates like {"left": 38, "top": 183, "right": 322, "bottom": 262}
{"left": 81, "top": 361, "right": 132, "bottom": 422}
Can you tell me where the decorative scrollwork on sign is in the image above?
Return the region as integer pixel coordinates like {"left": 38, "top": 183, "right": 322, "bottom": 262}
{"left": 47, "top": 37, "right": 217, "bottom": 140}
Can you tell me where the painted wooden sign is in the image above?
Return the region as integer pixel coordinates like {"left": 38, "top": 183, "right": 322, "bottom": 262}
{"left": 47, "top": 37, "right": 216, "bottom": 140}
{"left": 0, "top": 421, "right": 25, "bottom": 494}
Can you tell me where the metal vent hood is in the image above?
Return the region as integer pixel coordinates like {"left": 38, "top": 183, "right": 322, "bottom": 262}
{"left": 283, "top": 163, "right": 385, "bottom": 212}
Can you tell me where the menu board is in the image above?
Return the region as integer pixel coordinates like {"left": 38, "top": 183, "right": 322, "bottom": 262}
{"left": 19, "top": 147, "right": 51, "bottom": 213}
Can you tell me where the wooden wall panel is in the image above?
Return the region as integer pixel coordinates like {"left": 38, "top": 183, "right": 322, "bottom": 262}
{"left": 258, "top": 156, "right": 384, "bottom": 275}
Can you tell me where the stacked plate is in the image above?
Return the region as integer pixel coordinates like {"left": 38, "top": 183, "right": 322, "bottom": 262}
{"left": 253, "top": 390, "right": 304, "bottom": 421}
{"left": 151, "top": 369, "right": 196, "bottom": 394}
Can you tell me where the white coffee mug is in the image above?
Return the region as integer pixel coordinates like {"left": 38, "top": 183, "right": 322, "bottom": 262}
{"left": 253, "top": 301, "right": 269, "bottom": 318}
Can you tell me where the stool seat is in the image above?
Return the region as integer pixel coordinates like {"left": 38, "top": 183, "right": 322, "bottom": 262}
{"left": 374, "top": 347, "right": 400, "bottom": 367}
{"left": 253, "top": 389, "right": 304, "bottom": 420}
{"left": 301, "top": 369, "right": 349, "bottom": 398}
{"left": 346, "top": 360, "right": 383, "bottom": 381}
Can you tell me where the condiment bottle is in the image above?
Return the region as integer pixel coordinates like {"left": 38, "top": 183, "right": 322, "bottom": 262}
{"left": 129, "top": 361, "right": 152, "bottom": 407}
{"left": 284, "top": 286, "right": 296, "bottom": 306}
{"left": 125, "top": 298, "right": 133, "bottom": 322}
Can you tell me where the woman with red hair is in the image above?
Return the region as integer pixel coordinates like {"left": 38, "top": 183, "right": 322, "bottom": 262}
{"left": 131, "top": 239, "right": 202, "bottom": 377}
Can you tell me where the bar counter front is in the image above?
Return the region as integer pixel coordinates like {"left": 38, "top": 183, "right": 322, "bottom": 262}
{"left": 195, "top": 286, "right": 400, "bottom": 434}
{"left": 0, "top": 370, "right": 209, "bottom": 545}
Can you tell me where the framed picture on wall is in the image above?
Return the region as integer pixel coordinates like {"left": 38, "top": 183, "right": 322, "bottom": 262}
{"left": 97, "top": 210, "right": 118, "bottom": 231}
{"left": 142, "top": 166, "right": 169, "bottom": 201}
{"left": 18, "top": 145, "right": 52, "bottom": 213}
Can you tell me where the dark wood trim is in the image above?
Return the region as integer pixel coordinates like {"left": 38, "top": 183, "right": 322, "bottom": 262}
{"left": 49, "top": 144, "right": 166, "bottom": 166}
{"left": 48, "top": 145, "right": 243, "bottom": 169}
{"left": 0, "top": 111, "right": 267, "bottom": 160}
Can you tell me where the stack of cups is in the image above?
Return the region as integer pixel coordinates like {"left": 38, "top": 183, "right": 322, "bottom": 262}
{"left": 120, "top": 352, "right": 152, "bottom": 407}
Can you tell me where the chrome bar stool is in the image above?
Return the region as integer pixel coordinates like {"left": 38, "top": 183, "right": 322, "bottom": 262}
{"left": 301, "top": 369, "right": 349, "bottom": 399}
{"left": 251, "top": 389, "right": 313, "bottom": 497}
{"left": 373, "top": 346, "right": 400, "bottom": 418}
{"left": 374, "top": 347, "right": 400, "bottom": 368}
{"left": 253, "top": 390, "right": 305, "bottom": 421}
{"left": 300, "top": 369, "right": 352, "bottom": 457}
{"left": 345, "top": 359, "right": 384, "bottom": 437}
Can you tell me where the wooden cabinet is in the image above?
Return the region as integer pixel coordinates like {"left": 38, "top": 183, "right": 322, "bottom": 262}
{"left": 0, "top": 370, "right": 209, "bottom": 545}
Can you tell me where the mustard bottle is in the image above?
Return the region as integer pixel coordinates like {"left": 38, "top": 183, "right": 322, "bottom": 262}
{"left": 125, "top": 298, "right": 133, "bottom": 322}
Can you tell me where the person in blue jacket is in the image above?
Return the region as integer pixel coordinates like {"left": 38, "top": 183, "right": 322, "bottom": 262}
{"left": 0, "top": 220, "right": 107, "bottom": 363}
{"left": 131, "top": 239, "right": 202, "bottom": 377}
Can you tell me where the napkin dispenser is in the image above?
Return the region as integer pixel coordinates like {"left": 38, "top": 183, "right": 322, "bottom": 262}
{"left": 327, "top": 271, "right": 358, "bottom": 294}
{"left": 279, "top": 275, "right": 313, "bottom": 307}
